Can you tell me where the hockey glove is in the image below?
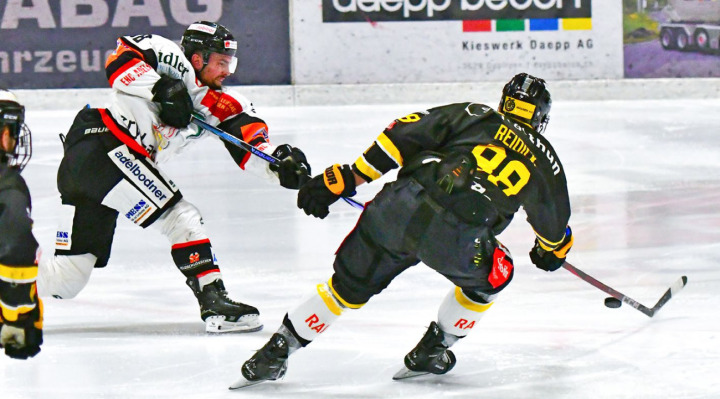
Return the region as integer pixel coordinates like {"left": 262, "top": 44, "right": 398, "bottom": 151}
{"left": 152, "top": 75, "right": 193, "bottom": 128}
{"left": 529, "top": 226, "right": 574, "bottom": 272}
{"left": 298, "top": 164, "right": 356, "bottom": 219}
{"left": 0, "top": 298, "right": 43, "bottom": 360}
{"left": 271, "top": 144, "right": 312, "bottom": 190}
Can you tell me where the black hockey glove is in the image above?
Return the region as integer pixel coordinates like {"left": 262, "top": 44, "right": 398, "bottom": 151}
{"left": 297, "top": 164, "right": 356, "bottom": 219}
{"left": 270, "top": 144, "right": 312, "bottom": 190}
{"left": 530, "top": 226, "right": 574, "bottom": 272}
{"left": 0, "top": 299, "right": 43, "bottom": 360}
{"left": 151, "top": 75, "right": 193, "bottom": 128}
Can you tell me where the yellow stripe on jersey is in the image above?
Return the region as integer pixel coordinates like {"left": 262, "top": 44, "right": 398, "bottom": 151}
{"left": 316, "top": 282, "right": 343, "bottom": 316}
{"left": 454, "top": 287, "right": 493, "bottom": 312}
{"left": 328, "top": 277, "right": 365, "bottom": 309}
{"left": 376, "top": 133, "right": 403, "bottom": 167}
{"left": 0, "top": 263, "right": 38, "bottom": 283}
{"left": 353, "top": 155, "right": 382, "bottom": 182}
{"left": 0, "top": 300, "right": 37, "bottom": 323}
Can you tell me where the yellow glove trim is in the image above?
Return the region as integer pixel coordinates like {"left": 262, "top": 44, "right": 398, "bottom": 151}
{"left": 553, "top": 233, "right": 574, "bottom": 258}
{"left": 323, "top": 164, "right": 346, "bottom": 195}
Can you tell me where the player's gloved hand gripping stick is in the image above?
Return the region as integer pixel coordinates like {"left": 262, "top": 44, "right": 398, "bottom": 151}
{"left": 189, "top": 116, "right": 364, "bottom": 210}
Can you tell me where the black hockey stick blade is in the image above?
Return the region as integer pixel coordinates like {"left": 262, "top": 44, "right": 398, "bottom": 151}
{"left": 190, "top": 116, "right": 364, "bottom": 210}
{"left": 562, "top": 262, "right": 687, "bottom": 318}
{"left": 647, "top": 275, "right": 688, "bottom": 317}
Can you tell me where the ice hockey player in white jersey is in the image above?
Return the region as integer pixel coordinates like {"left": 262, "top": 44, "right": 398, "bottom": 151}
{"left": 37, "top": 21, "right": 311, "bottom": 333}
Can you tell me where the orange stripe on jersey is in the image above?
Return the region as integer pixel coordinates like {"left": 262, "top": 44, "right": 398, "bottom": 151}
{"left": 107, "top": 57, "right": 142, "bottom": 87}
{"left": 200, "top": 90, "right": 244, "bottom": 122}
{"left": 240, "top": 122, "right": 269, "bottom": 143}
{"left": 98, "top": 109, "right": 151, "bottom": 158}
{"left": 105, "top": 38, "right": 146, "bottom": 67}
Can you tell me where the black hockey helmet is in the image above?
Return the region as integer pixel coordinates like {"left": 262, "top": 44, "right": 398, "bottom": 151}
{"left": 499, "top": 73, "right": 551, "bottom": 133}
{"left": 181, "top": 21, "right": 237, "bottom": 72}
{"left": 0, "top": 89, "right": 32, "bottom": 171}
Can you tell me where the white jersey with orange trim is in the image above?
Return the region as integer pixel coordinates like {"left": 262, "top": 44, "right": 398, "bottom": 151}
{"left": 103, "top": 33, "right": 275, "bottom": 178}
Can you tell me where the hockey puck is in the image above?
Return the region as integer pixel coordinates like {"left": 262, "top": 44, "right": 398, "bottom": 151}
{"left": 604, "top": 297, "right": 622, "bottom": 308}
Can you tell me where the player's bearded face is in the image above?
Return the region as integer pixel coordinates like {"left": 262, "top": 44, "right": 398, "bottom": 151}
{"left": 199, "top": 53, "right": 234, "bottom": 90}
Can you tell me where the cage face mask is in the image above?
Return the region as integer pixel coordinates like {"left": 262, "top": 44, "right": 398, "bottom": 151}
{"left": 0, "top": 91, "right": 32, "bottom": 171}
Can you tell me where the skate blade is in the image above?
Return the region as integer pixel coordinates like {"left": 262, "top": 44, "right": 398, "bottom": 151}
{"left": 392, "top": 366, "right": 429, "bottom": 380}
{"left": 205, "top": 315, "right": 263, "bottom": 333}
{"left": 228, "top": 375, "right": 266, "bottom": 390}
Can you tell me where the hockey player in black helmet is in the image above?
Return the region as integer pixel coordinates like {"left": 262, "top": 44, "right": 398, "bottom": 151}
{"left": 37, "top": 21, "right": 312, "bottom": 334}
{"left": 230, "top": 73, "right": 572, "bottom": 388}
{"left": 499, "top": 72, "right": 552, "bottom": 133}
{"left": 0, "top": 89, "right": 43, "bottom": 359}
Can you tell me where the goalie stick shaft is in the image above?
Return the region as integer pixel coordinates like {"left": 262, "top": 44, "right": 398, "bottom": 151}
{"left": 190, "top": 116, "right": 364, "bottom": 210}
{"left": 562, "top": 261, "right": 687, "bottom": 317}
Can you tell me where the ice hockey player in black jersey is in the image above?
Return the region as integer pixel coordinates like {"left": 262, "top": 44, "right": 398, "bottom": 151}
{"left": 0, "top": 89, "right": 43, "bottom": 359}
{"left": 230, "top": 73, "right": 573, "bottom": 387}
{"left": 36, "top": 22, "right": 311, "bottom": 333}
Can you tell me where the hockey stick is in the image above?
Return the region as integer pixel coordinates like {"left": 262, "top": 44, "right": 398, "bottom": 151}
{"left": 562, "top": 261, "right": 687, "bottom": 318}
{"left": 190, "top": 116, "right": 364, "bottom": 210}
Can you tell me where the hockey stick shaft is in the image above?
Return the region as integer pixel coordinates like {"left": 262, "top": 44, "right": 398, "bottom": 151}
{"left": 562, "top": 261, "right": 687, "bottom": 317}
{"left": 190, "top": 116, "right": 364, "bottom": 210}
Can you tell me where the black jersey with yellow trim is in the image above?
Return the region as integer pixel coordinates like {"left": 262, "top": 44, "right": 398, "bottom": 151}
{"left": 0, "top": 164, "right": 38, "bottom": 273}
{"left": 352, "top": 102, "right": 570, "bottom": 244}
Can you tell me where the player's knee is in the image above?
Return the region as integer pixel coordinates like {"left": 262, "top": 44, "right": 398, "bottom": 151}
{"left": 461, "top": 288, "right": 497, "bottom": 304}
{"left": 157, "top": 199, "right": 208, "bottom": 244}
{"left": 37, "top": 254, "right": 96, "bottom": 299}
{"left": 329, "top": 275, "right": 373, "bottom": 306}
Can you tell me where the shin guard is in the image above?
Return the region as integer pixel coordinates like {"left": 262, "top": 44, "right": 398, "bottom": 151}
{"left": 437, "top": 287, "right": 496, "bottom": 338}
{"left": 285, "top": 279, "right": 362, "bottom": 343}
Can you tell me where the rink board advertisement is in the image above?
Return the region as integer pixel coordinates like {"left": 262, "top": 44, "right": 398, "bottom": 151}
{"left": 0, "top": 0, "right": 290, "bottom": 89}
{"left": 623, "top": 0, "right": 720, "bottom": 78}
{"left": 293, "top": 0, "right": 624, "bottom": 83}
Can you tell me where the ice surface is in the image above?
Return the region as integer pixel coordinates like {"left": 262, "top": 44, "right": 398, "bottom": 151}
{"left": 1, "top": 98, "right": 718, "bottom": 398}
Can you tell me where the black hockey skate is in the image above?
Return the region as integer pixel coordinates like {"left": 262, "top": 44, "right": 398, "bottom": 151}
{"left": 186, "top": 278, "right": 262, "bottom": 333}
{"left": 229, "top": 333, "right": 290, "bottom": 389}
{"left": 393, "top": 321, "right": 457, "bottom": 380}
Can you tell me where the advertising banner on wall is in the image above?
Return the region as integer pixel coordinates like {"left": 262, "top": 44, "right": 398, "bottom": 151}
{"left": 0, "top": 0, "right": 290, "bottom": 89}
{"left": 623, "top": 0, "right": 720, "bottom": 78}
{"left": 292, "top": 0, "right": 623, "bottom": 84}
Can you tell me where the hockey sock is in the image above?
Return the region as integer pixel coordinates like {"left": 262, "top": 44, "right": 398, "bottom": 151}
{"left": 436, "top": 287, "right": 497, "bottom": 340}
{"left": 285, "top": 278, "right": 363, "bottom": 343}
{"left": 171, "top": 239, "right": 221, "bottom": 286}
